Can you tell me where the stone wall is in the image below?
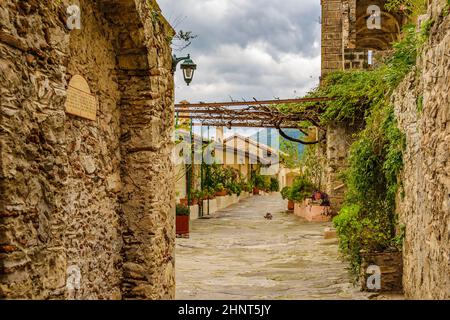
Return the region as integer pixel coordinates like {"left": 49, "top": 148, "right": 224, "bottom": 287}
{"left": 325, "top": 123, "right": 357, "bottom": 211}
{"left": 360, "top": 250, "right": 403, "bottom": 293}
{"left": 392, "top": 0, "right": 449, "bottom": 299}
{"left": 321, "top": 1, "right": 404, "bottom": 211}
{"left": 0, "top": 0, "right": 175, "bottom": 299}
{"left": 354, "top": 0, "right": 404, "bottom": 50}
{"left": 344, "top": 48, "right": 368, "bottom": 70}
{"left": 321, "top": 0, "right": 343, "bottom": 80}
{"left": 321, "top": 0, "right": 403, "bottom": 79}
{"left": 321, "top": 0, "right": 448, "bottom": 299}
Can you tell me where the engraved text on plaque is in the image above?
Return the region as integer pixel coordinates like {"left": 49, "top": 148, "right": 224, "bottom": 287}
{"left": 65, "top": 75, "right": 97, "bottom": 121}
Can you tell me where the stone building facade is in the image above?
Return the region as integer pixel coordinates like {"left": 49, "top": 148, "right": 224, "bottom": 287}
{"left": 321, "top": 0, "right": 404, "bottom": 78}
{"left": 0, "top": 0, "right": 175, "bottom": 299}
{"left": 320, "top": 0, "right": 404, "bottom": 209}
{"left": 321, "top": 0, "right": 449, "bottom": 299}
{"left": 392, "top": 0, "right": 449, "bottom": 299}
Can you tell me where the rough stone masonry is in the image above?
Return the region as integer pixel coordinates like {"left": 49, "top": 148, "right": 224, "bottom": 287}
{"left": 320, "top": 0, "right": 405, "bottom": 211}
{"left": 0, "top": 0, "right": 175, "bottom": 299}
{"left": 321, "top": 0, "right": 449, "bottom": 299}
{"left": 392, "top": 0, "right": 449, "bottom": 300}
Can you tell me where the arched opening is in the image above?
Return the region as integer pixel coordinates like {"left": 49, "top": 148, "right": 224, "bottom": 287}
{"left": 355, "top": 0, "right": 404, "bottom": 50}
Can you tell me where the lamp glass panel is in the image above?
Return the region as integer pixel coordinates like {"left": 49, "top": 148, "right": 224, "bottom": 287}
{"left": 183, "top": 68, "right": 194, "bottom": 80}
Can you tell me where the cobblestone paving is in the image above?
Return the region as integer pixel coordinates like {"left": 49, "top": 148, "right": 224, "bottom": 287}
{"left": 176, "top": 193, "right": 371, "bottom": 300}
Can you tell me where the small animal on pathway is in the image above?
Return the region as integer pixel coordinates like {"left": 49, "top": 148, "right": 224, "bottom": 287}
{"left": 264, "top": 213, "right": 273, "bottom": 220}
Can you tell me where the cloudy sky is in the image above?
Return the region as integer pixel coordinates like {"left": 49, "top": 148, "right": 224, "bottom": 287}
{"left": 159, "top": 0, "right": 321, "bottom": 138}
{"left": 159, "top": 0, "right": 321, "bottom": 103}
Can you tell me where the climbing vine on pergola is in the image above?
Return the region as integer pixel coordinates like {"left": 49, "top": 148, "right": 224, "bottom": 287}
{"left": 175, "top": 97, "right": 333, "bottom": 144}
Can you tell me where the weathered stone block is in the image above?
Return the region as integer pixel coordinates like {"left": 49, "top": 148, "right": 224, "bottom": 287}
{"left": 0, "top": 0, "right": 175, "bottom": 300}
{"left": 360, "top": 250, "right": 403, "bottom": 293}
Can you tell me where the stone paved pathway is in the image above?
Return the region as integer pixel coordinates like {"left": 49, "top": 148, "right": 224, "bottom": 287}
{"left": 176, "top": 193, "right": 371, "bottom": 300}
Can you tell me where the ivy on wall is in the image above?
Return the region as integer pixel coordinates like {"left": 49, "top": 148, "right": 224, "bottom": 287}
{"left": 334, "top": 103, "right": 406, "bottom": 278}
{"left": 280, "top": 22, "right": 431, "bottom": 279}
{"left": 384, "top": 0, "right": 428, "bottom": 17}
{"left": 333, "top": 24, "right": 431, "bottom": 279}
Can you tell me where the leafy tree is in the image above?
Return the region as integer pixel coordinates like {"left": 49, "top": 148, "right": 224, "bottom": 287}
{"left": 280, "top": 138, "right": 301, "bottom": 169}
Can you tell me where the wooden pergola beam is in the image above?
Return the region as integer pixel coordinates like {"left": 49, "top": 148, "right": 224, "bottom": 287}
{"left": 175, "top": 97, "right": 333, "bottom": 108}
{"left": 178, "top": 117, "right": 272, "bottom": 121}
{"left": 177, "top": 115, "right": 306, "bottom": 123}
{"left": 174, "top": 97, "right": 328, "bottom": 132}
{"left": 175, "top": 109, "right": 272, "bottom": 115}
{"left": 191, "top": 122, "right": 301, "bottom": 129}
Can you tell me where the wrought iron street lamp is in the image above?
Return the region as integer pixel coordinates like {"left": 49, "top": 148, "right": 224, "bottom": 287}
{"left": 172, "top": 54, "right": 197, "bottom": 86}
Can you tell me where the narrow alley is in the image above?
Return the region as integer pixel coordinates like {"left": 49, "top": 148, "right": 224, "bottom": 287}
{"left": 176, "top": 194, "right": 370, "bottom": 300}
{"left": 1, "top": 0, "right": 447, "bottom": 303}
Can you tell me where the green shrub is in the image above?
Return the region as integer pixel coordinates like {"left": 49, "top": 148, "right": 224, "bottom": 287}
{"left": 289, "top": 176, "right": 314, "bottom": 202}
{"left": 227, "top": 182, "right": 242, "bottom": 196}
{"left": 277, "top": 24, "right": 425, "bottom": 278}
{"left": 333, "top": 204, "right": 362, "bottom": 278}
{"left": 278, "top": 25, "right": 425, "bottom": 128}
{"left": 190, "top": 189, "right": 204, "bottom": 201}
{"left": 176, "top": 204, "right": 190, "bottom": 216}
{"left": 333, "top": 203, "right": 396, "bottom": 280}
{"left": 383, "top": 25, "right": 426, "bottom": 89}
{"left": 263, "top": 176, "right": 271, "bottom": 191}
{"left": 253, "top": 174, "right": 265, "bottom": 189}
{"left": 385, "top": 0, "right": 427, "bottom": 17}
{"left": 300, "top": 144, "right": 325, "bottom": 190}
{"left": 245, "top": 180, "right": 253, "bottom": 192}
{"left": 320, "top": 25, "right": 420, "bottom": 279}
{"left": 280, "top": 186, "right": 291, "bottom": 200}
{"left": 270, "top": 177, "right": 280, "bottom": 192}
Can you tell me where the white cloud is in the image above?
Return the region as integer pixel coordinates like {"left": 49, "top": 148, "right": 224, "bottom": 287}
{"left": 161, "top": 0, "right": 321, "bottom": 105}
{"left": 174, "top": 43, "right": 320, "bottom": 103}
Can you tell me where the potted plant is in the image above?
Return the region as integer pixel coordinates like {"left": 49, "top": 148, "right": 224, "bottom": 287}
{"left": 289, "top": 176, "right": 315, "bottom": 203}
{"left": 310, "top": 190, "right": 331, "bottom": 206}
{"left": 270, "top": 177, "right": 280, "bottom": 192}
{"left": 176, "top": 204, "right": 190, "bottom": 236}
{"left": 215, "top": 183, "right": 227, "bottom": 196}
{"left": 312, "top": 190, "right": 322, "bottom": 201}
{"left": 281, "top": 186, "right": 294, "bottom": 210}
{"left": 227, "top": 182, "right": 242, "bottom": 196}
{"left": 263, "top": 176, "right": 271, "bottom": 192}
{"left": 253, "top": 175, "right": 265, "bottom": 195}
{"left": 246, "top": 181, "right": 253, "bottom": 193}
{"left": 179, "top": 189, "right": 200, "bottom": 206}
{"left": 204, "top": 187, "right": 215, "bottom": 200}
{"left": 191, "top": 189, "right": 203, "bottom": 205}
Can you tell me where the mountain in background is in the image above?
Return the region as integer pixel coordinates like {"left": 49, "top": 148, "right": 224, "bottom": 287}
{"left": 250, "top": 128, "right": 304, "bottom": 157}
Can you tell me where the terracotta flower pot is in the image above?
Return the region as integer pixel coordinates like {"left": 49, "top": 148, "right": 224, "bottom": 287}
{"left": 253, "top": 187, "right": 260, "bottom": 195}
{"left": 215, "top": 190, "right": 227, "bottom": 197}
{"left": 176, "top": 215, "right": 189, "bottom": 235}
{"left": 288, "top": 200, "right": 295, "bottom": 211}
{"left": 180, "top": 198, "right": 197, "bottom": 206}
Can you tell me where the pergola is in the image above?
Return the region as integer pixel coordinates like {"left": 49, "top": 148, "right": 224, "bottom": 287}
{"left": 175, "top": 97, "right": 333, "bottom": 217}
{"left": 175, "top": 97, "right": 332, "bottom": 144}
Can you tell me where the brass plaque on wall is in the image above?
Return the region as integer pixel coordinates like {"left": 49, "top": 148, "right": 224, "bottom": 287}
{"left": 65, "top": 75, "right": 97, "bottom": 121}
